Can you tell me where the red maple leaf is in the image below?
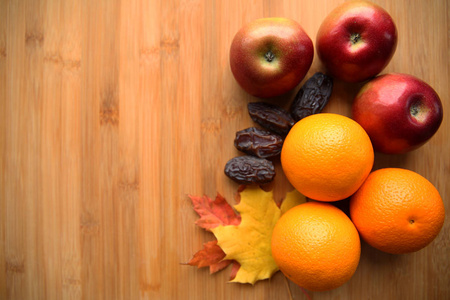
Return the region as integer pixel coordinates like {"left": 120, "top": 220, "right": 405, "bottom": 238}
{"left": 187, "top": 241, "right": 232, "bottom": 274}
{"left": 229, "top": 261, "right": 241, "bottom": 281}
{"left": 189, "top": 193, "right": 241, "bottom": 231}
{"left": 187, "top": 188, "right": 306, "bottom": 284}
{"left": 187, "top": 193, "right": 241, "bottom": 279}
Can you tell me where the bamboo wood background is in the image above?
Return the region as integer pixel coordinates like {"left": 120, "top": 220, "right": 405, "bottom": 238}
{"left": 0, "top": 0, "right": 449, "bottom": 299}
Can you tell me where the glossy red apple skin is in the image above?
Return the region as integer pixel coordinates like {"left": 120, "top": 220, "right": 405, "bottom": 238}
{"left": 352, "top": 73, "right": 443, "bottom": 154}
{"left": 316, "top": 0, "right": 397, "bottom": 83}
{"left": 230, "top": 18, "right": 314, "bottom": 98}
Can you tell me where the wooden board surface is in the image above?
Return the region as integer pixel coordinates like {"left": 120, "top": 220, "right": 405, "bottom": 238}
{"left": 1, "top": 0, "right": 449, "bottom": 299}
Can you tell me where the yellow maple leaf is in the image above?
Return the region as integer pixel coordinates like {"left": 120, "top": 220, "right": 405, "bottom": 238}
{"left": 211, "top": 186, "right": 306, "bottom": 284}
{"left": 280, "top": 189, "right": 306, "bottom": 215}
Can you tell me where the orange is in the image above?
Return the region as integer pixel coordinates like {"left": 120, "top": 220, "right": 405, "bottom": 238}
{"left": 350, "top": 168, "right": 445, "bottom": 254}
{"left": 281, "top": 113, "right": 374, "bottom": 201}
{"left": 271, "top": 201, "right": 361, "bottom": 292}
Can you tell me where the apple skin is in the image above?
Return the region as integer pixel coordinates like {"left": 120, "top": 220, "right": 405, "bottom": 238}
{"left": 352, "top": 73, "right": 443, "bottom": 154}
{"left": 230, "top": 18, "right": 314, "bottom": 98}
{"left": 316, "top": 0, "right": 397, "bottom": 83}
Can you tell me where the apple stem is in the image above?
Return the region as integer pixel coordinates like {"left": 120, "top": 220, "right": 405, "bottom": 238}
{"left": 410, "top": 104, "right": 419, "bottom": 116}
{"left": 350, "top": 33, "right": 361, "bottom": 44}
{"left": 264, "top": 50, "right": 275, "bottom": 62}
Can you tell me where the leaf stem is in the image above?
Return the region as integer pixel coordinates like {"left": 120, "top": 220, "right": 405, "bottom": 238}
{"left": 283, "top": 274, "right": 312, "bottom": 300}
{"left": 283, "top": 275, "right": 294, "bottom": 300}
{"left": 299, "top": 286, "right": 312, "bottom": 300}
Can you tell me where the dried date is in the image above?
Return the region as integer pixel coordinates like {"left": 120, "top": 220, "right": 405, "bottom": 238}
{"left": 248, "top": 102, "right": 295, "bottom": 136}
{"left": 224, "top": 156, "right": 275, "bottom": 185}
{"left": 290, "top": 72, "right": 333, "bottom": 122}
{"left": 234, "top": 127, "right": 283, "bottom": 158}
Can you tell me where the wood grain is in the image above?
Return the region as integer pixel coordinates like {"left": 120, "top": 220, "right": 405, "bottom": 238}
{"left": 1, "top": 0, "right": 449, "bottom": 299}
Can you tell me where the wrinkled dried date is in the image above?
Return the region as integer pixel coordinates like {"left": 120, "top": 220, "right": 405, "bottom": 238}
{"left": 248, "top": 102, "right": 295, "bottom": 136}
{"left": 224, "top": 156, "right": 275, "bottom": 185}
{"left": 234, "top": 127, "right": 283, "bottom": 158}
{"left": 290, "top": 72, "right": 333, "bottom": 122}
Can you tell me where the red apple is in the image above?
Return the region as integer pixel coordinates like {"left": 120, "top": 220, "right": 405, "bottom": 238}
{"left": 230, "top": 18, "right": 314, "bottom": 98}
{"left": 352, "top": 73, "right": 443, "bottom": 154}
{"left": 316, "top": 0, "right": 397, "bottom": 82}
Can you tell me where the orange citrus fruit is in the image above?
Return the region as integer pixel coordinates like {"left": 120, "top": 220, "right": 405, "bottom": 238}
{"left": 281, "top": 113, "right": 374, "bottom": 201}
{"left": 350, "top": 168, "right": 445, "bottom": 254}
{"left": 271, "top": 201, "right": 361, "bottom": 291}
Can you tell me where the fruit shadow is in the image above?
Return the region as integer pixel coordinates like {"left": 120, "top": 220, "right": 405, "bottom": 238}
{"left": 358, "top": 239, "right": 408, "bottom": 277}
{"left": 323, "top": 78, "right": 366, "bottom": 116}
{"left": 248, "top": 87, "right": 298, "bottom": 110}
{"left": 372, "top": 151, "right": 413, "bottom": 170}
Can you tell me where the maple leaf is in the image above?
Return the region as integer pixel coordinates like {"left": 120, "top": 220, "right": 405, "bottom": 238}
{"left": 187, "top": 187, "right": 306, "bottom": 284}
{"left": 189, "top": 194, "right": 241, "bottom": 231}
{"left": 187, "top": 194, "right": 240, "bottom": 275}
{"left": 211, "top": 186, "right": 306, "bottom": 285}
{"left": 187, "top": 240, "right": 232, "bottom": 274}
{"left": 229, "top": 261, "right": 241, "bottom": 281}
{"left": 280, "top": 189, "right": 306, "bottom": 214}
